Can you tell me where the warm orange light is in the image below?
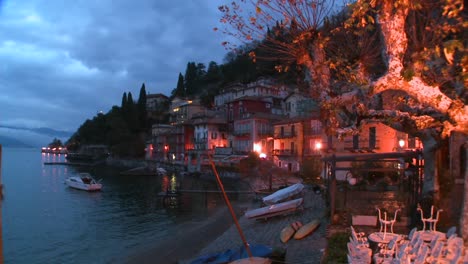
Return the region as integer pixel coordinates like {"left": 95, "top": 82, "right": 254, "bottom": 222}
{"left": 253, "top": 143, "right": 261, "bottom": 153}
{"left": 315, "top": 141, "right": 322, "bottom": 150}
{"left": 398, "top": 139, "right": 405, "bottom": 148}
{"left": 164, "top": 145, "right": 169, "bottom": 151}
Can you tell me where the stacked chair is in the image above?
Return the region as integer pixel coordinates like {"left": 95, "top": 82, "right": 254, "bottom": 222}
{"left": 347, "top": 226, "right": 372, "bottom": 264}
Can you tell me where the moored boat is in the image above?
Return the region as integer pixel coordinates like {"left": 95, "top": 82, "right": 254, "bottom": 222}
{"left": 262, "top": 183, "right": 304, "bottom": 205}
{"left": 65, "top": 173, "right": 102, "bottom": 191}
{"left": 245, "top": 198, "right": 303, "bottom": 220}
{"left": 156, "top": 167, "right": 167, "bottom": 175}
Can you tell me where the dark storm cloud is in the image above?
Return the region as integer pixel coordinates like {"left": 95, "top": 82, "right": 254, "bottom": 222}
{"left": 0, "top": 0, "right": 229, "bottom": 131}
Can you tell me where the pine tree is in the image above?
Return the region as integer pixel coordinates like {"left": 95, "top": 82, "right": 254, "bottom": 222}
{"left": 184, "top": 62, "right": 197, "bottom": 97}
{"left": 171, "top": 73, "right": 185, "bottom": 98}
{"left": 121, "top": 92, "right": 128, "bottom": 111}
{"left": 126, "top": 92, "right": 138, "bottom": 131}
{"left": 137, "top": 83, "right": 147, "bottom": 131}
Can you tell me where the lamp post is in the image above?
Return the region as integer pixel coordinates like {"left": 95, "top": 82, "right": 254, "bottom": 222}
{"left": 398, "top": 139, "right": 405, "bottom": 151}
{"left": 315, "top": 141, "right": 322, "bottom": 154}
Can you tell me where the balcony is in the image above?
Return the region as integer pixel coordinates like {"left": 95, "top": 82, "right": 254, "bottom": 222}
{"left": 233, "top": 130, "right": 251, "bottom": 137}
{"left": 193, "top": 138, "right": 207, "bottom": 144}
{"left": 273, "top": 131, "right": 297, "bottom": 139}
{"left": 343, "top": 139, "right": 381, "bottom": 152}
{"left": 272, "top": 149, "right": 297, "bottom": 156}
{"left": 257, "top": 129, "right": 273, "bottom": 137}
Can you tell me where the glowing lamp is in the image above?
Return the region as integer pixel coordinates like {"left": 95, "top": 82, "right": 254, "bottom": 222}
{"left": 398, "top": 139, "right": 405, "bottom": 148}
{"left": 315, "top": 142, "right": 322, "bottom": 150}
{"left": 259, "top": 153, "right": 267, "bottom": 159}
{"left": 253, "top": 143, "right": 261, "bottom": 153}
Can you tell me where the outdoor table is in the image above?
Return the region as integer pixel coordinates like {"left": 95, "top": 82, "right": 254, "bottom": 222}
{"left": 416, "top": 230, "right": 445, "bottom": 242}
{"left": 368, "top": 232, "right": 401, "bottom": 244}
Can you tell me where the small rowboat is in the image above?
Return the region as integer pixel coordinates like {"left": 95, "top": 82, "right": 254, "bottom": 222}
{"left": 245, "top": 198, "right": 303, "bottom": 220}
{"left": 262, "top": 183, "right": 304, "bottom": 205}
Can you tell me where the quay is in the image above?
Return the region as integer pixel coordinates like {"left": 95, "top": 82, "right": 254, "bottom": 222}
{"left": 43, "top": 161, "right": 102, "bottom": 166}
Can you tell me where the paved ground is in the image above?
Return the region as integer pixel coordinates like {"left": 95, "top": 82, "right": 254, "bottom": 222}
{"left": 180, "top": 185, "right": 329, "bottom": 264}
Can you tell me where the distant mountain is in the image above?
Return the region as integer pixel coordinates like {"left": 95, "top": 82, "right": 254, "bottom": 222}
{"left": 0, "top": 126, "right": 72, "bottom": 148}
{"left": 0, "top": 135, "right": 33, "bottom": 148}
{"left": 0, "top": 125, "right": 73, "bottom": 138}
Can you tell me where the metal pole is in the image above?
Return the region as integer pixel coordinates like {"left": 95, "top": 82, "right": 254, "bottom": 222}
{"left": 209, "top": 157, "right": 253, "bottom": 258}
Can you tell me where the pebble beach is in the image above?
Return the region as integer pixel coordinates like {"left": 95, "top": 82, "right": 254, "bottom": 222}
{"left": 126, "top": 185, "right": 328, "bottom": 264}
{"left": 179, "top": 186, "right": 329, "bottom": 264}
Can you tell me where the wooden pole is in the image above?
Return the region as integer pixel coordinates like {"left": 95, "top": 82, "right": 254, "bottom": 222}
{"left": 0, "top": 144, "right": 3, "bottom": 264}
{"left": 209, "top": 157, "right": 252, "bottom": 258}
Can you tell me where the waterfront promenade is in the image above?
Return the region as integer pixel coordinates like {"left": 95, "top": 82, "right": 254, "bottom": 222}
{"left": 179, "top": 186, "right": 328, "bottom": 264}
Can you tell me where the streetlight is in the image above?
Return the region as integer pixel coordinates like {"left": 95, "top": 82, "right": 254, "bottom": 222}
{"left": 315, "top": 141, "right": 322, "bottom": 153}
{"left": 399, "top": 139, "right": 405, "bottom": 149}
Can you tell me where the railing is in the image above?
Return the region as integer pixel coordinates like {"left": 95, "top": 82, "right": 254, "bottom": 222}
{"left": 233, "top": 130, "right": 250, "bottom": 136}
{"left": 272, "top": 149, "right": 297, "bottom": 156}
{"left": 193, "top": 138, "right": 207, "bottom": 144}
{"left": 273, "top": 131, "right": 297, "bottom": 139}
{"left": 343, "top": 139, "right": 381, "bottom": 151}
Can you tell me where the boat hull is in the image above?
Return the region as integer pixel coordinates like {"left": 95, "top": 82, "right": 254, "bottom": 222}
{"left": 65, "top": 179, "right": 102, "bottom": 191}
{"left": 262, "top": 183, "right": 304, "bottom": 205}
{"left": 245, "top": 198, "right": 303, "bottom": 219}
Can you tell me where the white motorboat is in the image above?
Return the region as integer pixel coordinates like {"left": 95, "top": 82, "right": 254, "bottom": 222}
{"left": 156, "top": 167, "right": 167, "bottom": 175}
{"left": 262, "top": 183, "right": 304, "bottom": 205}
{"left": 65, "top": 173, "right": 102, "bottom": 191}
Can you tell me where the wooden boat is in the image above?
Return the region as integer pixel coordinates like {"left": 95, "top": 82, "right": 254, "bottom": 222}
{"left": 293, "top": 219, "right": 320, "bottom": 240}
{"left": 245, "top": 198, "right": 303, "bottom": 220}
{"left": 262, "top": 183, "right": 304, "bottom": 205}
{"left": 65, "top": 173, "right": 102, "bottom": 191}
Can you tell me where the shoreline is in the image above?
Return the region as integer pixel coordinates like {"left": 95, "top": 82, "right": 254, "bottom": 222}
{"left": 124, "top": 201, "right": 250, "bottom": 264}
{"left": 180, "top": 187, "right": 328, "bottom": 264}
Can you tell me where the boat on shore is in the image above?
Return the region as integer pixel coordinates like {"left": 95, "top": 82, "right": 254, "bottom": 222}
{"left": 245, "top": 198, "right": 303, "bottom": 220}
{"left": 65, "top": 173, "right": 102, "bottom": 191}
{"left": 262, "top": 183, "right": 304, "bottom": 205}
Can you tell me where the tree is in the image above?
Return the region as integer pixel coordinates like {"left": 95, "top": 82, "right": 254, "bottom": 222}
{"left": 218, "top": 0, "right": 467, "bottom": 199}
{"left": 125, "top": 92, "right": 138, "bottom": 131}
{"left": 185, "top": 62, "right": 198, "bottom": 97}
{"left": 172, "top": 73, "right": 186, "bottom": 98}
{"left": 121, "top": 92, "right": 128, "bottom": 111}
{"left": 137, "top": 83, "right": 148, "bottom": 131}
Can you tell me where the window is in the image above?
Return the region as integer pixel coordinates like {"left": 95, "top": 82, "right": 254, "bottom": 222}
{"left": 369, "top": 127, "right": 376, "bottom": 149}
{"left": 310, "top": 120, "right": 322, "bottom": 135}
{"left": 353, "top": 135, "right": 359, "bottom": 149}
{"left": 211, "top": 132, "right": 217, "bottom": 139}
{"left": 291, "top": 125, "right": 295, "bottom": 136}
{"left": 408, "top": 137, "right": 416, "bottom": 148}
{"left": 281, "top": 126, "right": 284, "bottom": 137}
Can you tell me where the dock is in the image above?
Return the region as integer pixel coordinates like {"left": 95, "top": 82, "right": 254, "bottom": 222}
{"left": 157, "top": 189, "right": 255, "bottom": 197}
{"left": 43, "top": 161, "right": 101, "bottom": 166}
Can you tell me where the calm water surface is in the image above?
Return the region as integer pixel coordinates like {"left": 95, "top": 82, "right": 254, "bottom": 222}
{"left": 2, "top": 147, "right": 246, "bottom": 264}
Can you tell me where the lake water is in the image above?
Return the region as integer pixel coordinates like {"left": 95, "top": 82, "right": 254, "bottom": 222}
{"left": 1, "top": 147, "right": 248, "bottom": 264}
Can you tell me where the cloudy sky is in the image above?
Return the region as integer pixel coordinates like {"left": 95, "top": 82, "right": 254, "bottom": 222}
{"left": 0, "top": 0, "right": 231, "bottom": 135}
